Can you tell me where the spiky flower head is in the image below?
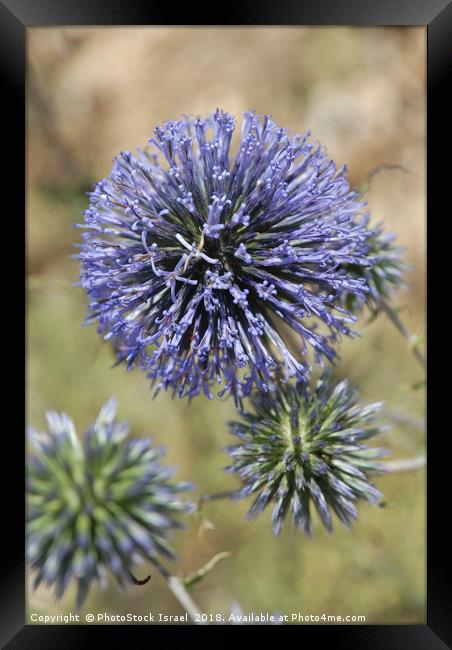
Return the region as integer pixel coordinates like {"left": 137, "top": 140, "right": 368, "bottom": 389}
{"left": 78, "top": 110, "right": 373, "bottom": 404}
{"left": 342, "top": 217, "right": 407, "bottom": 315}
{"left": 26, "top": 400, "right": 193, "bottom": 608}
{"left": 225, "top": 374, "right": 386, "bottom": 535}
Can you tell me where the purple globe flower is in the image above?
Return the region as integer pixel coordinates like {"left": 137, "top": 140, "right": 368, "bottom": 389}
{"left": 78, "top": 110, "right": 371, "bottom": 403}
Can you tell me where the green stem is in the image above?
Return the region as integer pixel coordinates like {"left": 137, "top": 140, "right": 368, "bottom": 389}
{"left": 149, "top": 557, "right": 205, "bottom": 624}
{"left": 198, "top": 490, "right": 235, "bottom": 504}
{"left": 383, "top": 454, "right": 426, "bottom": 472}
{"left": 382, "top": 408, "right": 424, "bottom": 433}
{"left": 379, "top": 299, "right": 426, "bottom": 371}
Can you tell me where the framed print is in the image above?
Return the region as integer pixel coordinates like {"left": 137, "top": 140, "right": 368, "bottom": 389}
{"left": 1, "top": 0, "right": 450, "bottom": 647}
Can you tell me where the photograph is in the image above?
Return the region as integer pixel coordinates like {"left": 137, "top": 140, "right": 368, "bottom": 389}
{"left": 26, "top": 26, "right": 426, "bottom": 627}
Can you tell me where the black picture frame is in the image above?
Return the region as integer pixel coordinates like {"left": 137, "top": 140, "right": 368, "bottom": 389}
{"left": 2, "top": 0, "right": 450, "bottom": 647}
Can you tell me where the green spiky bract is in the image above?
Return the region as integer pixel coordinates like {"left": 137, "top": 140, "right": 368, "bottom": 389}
{"left": 343, "top": 219, "right": 408, "bottom": 315}
{"left": 27, "top": 399, "right": 193, "bottom": 608}
{"left": 226, "top": 374, "right": 387, "bottom": 536}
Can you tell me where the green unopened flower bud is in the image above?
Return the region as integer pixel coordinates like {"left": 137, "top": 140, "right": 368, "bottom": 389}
{"left": 27, "top": 399, "right": 194, "bottom": 608}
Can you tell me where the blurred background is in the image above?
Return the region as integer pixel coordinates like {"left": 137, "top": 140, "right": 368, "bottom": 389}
{"left": 27, "top": 27, "right": 426, "bottom": 624}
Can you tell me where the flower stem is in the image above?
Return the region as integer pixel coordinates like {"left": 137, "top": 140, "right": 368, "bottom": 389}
{"left": 198, "top": 490, "right": 235, "bottom": 503}
{"left": 383, "top": 454, "right": 426, "bottom": 472}
{"left": 379, "top": 299, "right": 426, "bottom": 371}
{"left": 382, "top": 408, "right": 424, "bottom": 433}
{"left": 149, "top": 557, "right": 205, "bottom": 624}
